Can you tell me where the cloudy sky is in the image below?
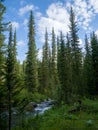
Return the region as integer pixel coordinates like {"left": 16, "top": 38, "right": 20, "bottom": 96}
{"left": 3, "top": 0, "right": 98, "bottom": 62}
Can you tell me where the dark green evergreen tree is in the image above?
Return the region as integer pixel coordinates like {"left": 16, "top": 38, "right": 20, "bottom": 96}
{"left": 57, "top": 36, "right": 61, "bottom": 78}
{"left": 48, "top": 45, "right": 52, "bottom": 78}
{"left": 52, "top": 36, "right": 62, "bottom": 103}
{"left": 91, "top": 32, "right": 98, "bottom": 96}
{"left": 13, "top": 29, "right": 17, "bottom": 63}
{"left": 65, "top": 33, "right": 73, "bottom": 102}
{"left": 69, "top": 7, "right": 82, "bottom": 96}
{"left": 0, "top": 1, "right": 6, "bottom": 110}
{"left": 0, "top": 2, "right": 8, "bottom": 129}
{"left": 51, "top": 28, "right": 58, "bottom": 94}
{"left": 37, "top": 59, "right": 43, "bottom": 93}
{"left": 12, "top": 29, "right": 24, "bottom": 107}
{"left": 6, "top": 26, "right": 22, "bottom": 129}
{"left": 58, "top": 32, "right": 68, "bottom": 102}
{"left": 25, "top": 11, "right": 38, "bottom": 93}
{"left": 6, "top": 25, "right": 13, "bottom": 130}
{"left": 83, "top": 35, "right": 93, "bottom": 96}
{"left": 41, "top": 28, "right": 50, "bottom": 95}
{"left": 51, "top": 28, "right": 56, "bottom": 76}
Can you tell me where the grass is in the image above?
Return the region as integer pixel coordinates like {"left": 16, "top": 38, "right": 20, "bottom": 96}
{"left": 12, "top": 98, "right": 98, "bottom": 130}
{"left": 82, "top": 98, "right": 98, "bottom": 113}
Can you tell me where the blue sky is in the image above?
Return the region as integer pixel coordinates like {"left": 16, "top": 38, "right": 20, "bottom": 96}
{"left": 3, "top": 0, "right": 98, "bottom": 63}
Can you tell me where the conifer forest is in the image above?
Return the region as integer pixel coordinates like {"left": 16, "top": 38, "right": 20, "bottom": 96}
{"left": 0, "top": 1, "right": 98, "bottom": 130}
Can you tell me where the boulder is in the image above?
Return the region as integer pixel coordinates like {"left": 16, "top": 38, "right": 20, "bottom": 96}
{"left": 26, "top": 102, "right": 37, "bottom": 112}
{"left": 29, "top": 102, "right": 37, "bottom": 108}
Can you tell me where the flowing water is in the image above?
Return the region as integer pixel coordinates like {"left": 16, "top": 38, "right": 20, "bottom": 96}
{"left": 32, "top": 99, "right": 53, "bottom": 116}
{"left": 0, "top": 99, "right": 54, "bottom": 128}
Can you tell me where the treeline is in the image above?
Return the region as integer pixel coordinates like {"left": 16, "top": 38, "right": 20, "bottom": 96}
{"left": 0, "top": 1, "right": 98, "bottom": 129}
{"left": 36, "top": 7, "right": 98, "bottom": 102}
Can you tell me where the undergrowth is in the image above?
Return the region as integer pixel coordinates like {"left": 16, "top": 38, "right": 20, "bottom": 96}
{"left": 12, "top": 98, "right": 98, "bottom": 130}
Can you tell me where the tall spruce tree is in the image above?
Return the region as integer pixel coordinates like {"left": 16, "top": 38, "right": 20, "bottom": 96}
{"left": 0, "top": 1, "right": 6, "bottom": 111}
{"left": 51, "top": 28, "right": 58, "bottom": 93}
{"left": 51, "top": 28, "right": 56, "bottom": 76}
{"left": 57, "top": 36, "right": 60, "bottom": 73}
{"left": 12, "top": 29, "right": 23, "bottom": 106}
{"left": 48, "top": 46, "right": 52, "bottom": 78}
{"left": 91, "top": 32, "right": 98, "bottom": 96}
{"left": 69, "top": 7, "right": 82, "bottom": 96}
{"left": 83, "top": 35, "right": 93, "bottom": 96}
{"left": 6, "top": 25, "right": 13, "bottom": 130}
{"left": 58, "top": 32, "right": 68, "bottom": 102}
{"left": 25, "top": 11, "right": 38, "bottom": 93}
{"left": 37, "top": 59, "right": 43, "bottom": 93}
{"left": 6, "top": 25, "right": 21, "bottom": 129}
{"left": 65, "top": 33, "right": 73, "bottom": 102}
{"left": 41, "top": 28, "right": 50, "bottom": 95}
{"left": 57, "top": 36, "right": 60, "bottom": 76}
{"left": 13, "top": 29, "right": 17, "bottom": 64}
{"left": 0, "top": 2, "right": 8, "bottom": 129}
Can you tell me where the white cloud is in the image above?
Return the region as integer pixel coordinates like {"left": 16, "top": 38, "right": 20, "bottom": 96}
{"left": 71, "top": 0, "right": 94, "bottom": 30}
{"left": 23, "top": 19, "right": 28, "bottom": 26}
{"left": 11, "top": 22, "right": 19, "bottom": 29}
{"left": 19, "top": 5, "right": 37, "bottom": 15}
{"left": 35, "top": 0, "right": 98, "bottom": 46}
{"left": 36, "top": 12, "right": 42, "bottom": 18}
{"left": 37, "top": 2, "right": 70, "bottom": 43}
{"left": 46, "top": 2, "right": 69, "bottom": 24}
{"left": 66, "top": 2, "right": 71, "bottom": 9}
{"left": 95, "top": 30, "right": 98, "bottom": 36}
{"left": 17, "top": 40, "right": 25, "bottom": 46}
{"left": 89, "top": 0, "right": 98, "bottom": 13}
{"left": 68, "top": 0, "right": 98, "bottom": 31}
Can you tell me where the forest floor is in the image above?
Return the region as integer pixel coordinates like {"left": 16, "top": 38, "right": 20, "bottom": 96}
{"left": 12, "top": 98, "right": 98, "bottom": 130}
